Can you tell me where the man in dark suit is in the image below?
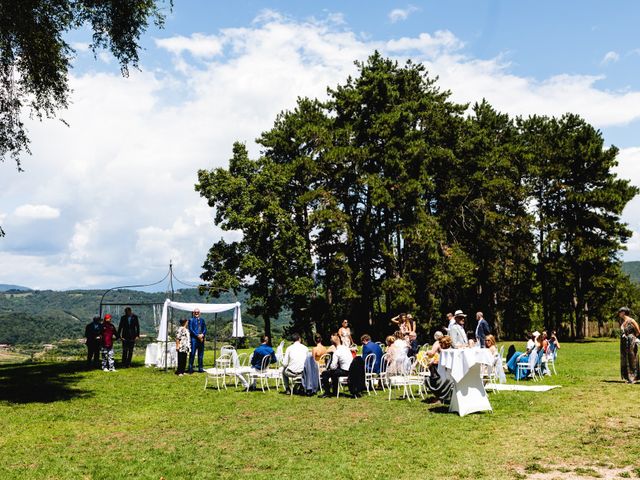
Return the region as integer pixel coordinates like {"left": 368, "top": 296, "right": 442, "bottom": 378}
{"left": 84, "top": 316, "right": 102, "bottom": 368}
{"left": 117, "top": 307, "right": 140, "bottom": 367}
{"left": 475, "top": 311, "right": 491, "bottom": 348}
{"left": 188, "top": 308, "right": 207, "bottom": 373}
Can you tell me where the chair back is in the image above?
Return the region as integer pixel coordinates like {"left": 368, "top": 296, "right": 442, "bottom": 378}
{"left": 364, "top": 353, "right": 376, "bottom": 373}
{"left": 318, "top": 352, "right": 331, "bottom": 371}
{"left": 260, "top": 352, "right": 271, "bottom": 371}
{"left": 379, "top": 353, "right": 389, "bottom": 375}
{"left": 221, "top": 345, "right": 235, "bottom": 357}
{"left": 236, "top": 352, "right": 249, "bottom": 367}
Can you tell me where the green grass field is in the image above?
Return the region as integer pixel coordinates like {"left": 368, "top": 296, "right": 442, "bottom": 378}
{"left": 0, "top": 339, "right": 639, "bottom": 479}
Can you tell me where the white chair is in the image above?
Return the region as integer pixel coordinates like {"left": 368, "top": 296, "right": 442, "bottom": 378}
{"left": 204, "top": 352, "right": 232, "bottom": 391}
{"left": 545, "top": 344, "right": 558, "bottom": 375}
{"left": 264, "top": 358, "right": 284, "bottom": 390}
{"left": 317, "top": 353, "right": 331, "bottom": 394}
{"left": 387, "top": 358, "right": 416, "bottom": 401}
{"left": 364, "top": 353, "right": 378, "bottom": 396}
{"left": 516, "top": 349, "right": 539, "bottom": 381}
{"left": 229, "top": 352, "right": 250, "bottom": 388}
{"left": 379, "top": 353, "right": 390, "bottom": 391}
{"left": 248, "top": 354, "right": 272, "bottom": 392}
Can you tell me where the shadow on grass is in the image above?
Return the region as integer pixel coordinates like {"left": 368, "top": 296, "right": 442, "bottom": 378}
{"left": 0, "top": 361, "right": 92, "bottom": 404}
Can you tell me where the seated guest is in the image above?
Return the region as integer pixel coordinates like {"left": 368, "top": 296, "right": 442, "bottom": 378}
{"left": 311, "top": 334, "right": 327, "bottom": 364}
{"left": 238, "top": 335, "right": 277, "bottom": 390}
{"left": 251, "top": 335, "right": 277, "bottom": 370}
{"left": 389, "top": 331, "right": 409, "bottom": 374}
{"left": 485, "top": 335, "right": 498, "bottom": 356}
{"left": 425, "top": 335, "right": 454, "bottom": 404}
{"left": 361, "top": 334, "right": 383, "bottom": 373}
{"left": 408, "top": 331, "right": 419, "bottom": 358}
{"left": 426, "top": 331, "right": 444, "bottom": 366}
{"left": 282, "top": 333, "right": 308, "bottom": 394}
{"left": 506, "top": 333, "right": 536, "bottom": 380}
{"left": 320, "top": 334, "right": 353, "bottom": 397}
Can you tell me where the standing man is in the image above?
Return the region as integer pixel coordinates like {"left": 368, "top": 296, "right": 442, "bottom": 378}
{"left": 188, "top": 309, "right": 207, "bottom": 373}
{"left": 84, "top": 316, "right": 102, "bottom": 368}
{"left": 117, "top": 307, "right": 140, "bottom": 368}
{"left": 449, "top": 310, "right": 469, "bottom": 348}
{"left": 281, "top": 333, "right": 308, "bottom": 394}
{"left": 446, "top": 312, "right": 455, "bottom": 332}
{"left": 475, "top": 312, "right": 491, "bottom": 348}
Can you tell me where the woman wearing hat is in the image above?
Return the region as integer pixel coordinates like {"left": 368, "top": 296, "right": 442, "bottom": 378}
{"left": 618, "top": 307, "right": 640, "bottom": 383}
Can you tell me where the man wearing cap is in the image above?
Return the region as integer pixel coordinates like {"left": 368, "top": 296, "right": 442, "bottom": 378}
{"left": 449, "top": 310, "right": 469, "bottom": 348}
{"left": 100, "top": 314, "right": 119, "bottom": 372}
{"left": 188, "top": 309, "right": 207, "bottom": 373}
{"left": 84, "top": 316, "right": 102, "bottom": 368}
{"left": 117, "top": 307, "right": 140, "bottom": 368}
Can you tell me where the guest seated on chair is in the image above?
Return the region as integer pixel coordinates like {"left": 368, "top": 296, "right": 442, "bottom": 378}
{"left": 237, "top": 335, "right": 277, "bottom": 390}
{"left": 311, "top": 334, "right": 327, "bottom": 365}
{"left": 425, "top": 335, "right": 454, "bottom": 404}
{"left": 361, "top": 334, "right": 383, "bottom": 373}
{"left": 282, "top": 333, "right": 308, "bottom": 394}
{"left": 320, "top": 334, "right": 353, "bottom": 397}
{"left": 485, "top": 334, "right": 498, "bottom": 356}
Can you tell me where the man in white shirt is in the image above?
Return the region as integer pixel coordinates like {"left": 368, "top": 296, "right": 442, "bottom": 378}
{"left": 450, "top": 310, "right": 469, "bottom": 348}
{"left": 281, "top": 333, "right": 308, "bottom": 394}
{"left": 320, "top": 334, "right": 353, "bottom": 397}
{"left": 446, "top": 312, "right": 455, "bottom": 332}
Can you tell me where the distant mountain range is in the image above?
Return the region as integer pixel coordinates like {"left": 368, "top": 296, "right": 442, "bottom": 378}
{"left": 0, "top": 284, "right": 32, "bottom": 292}
{"left": 622, "top": 261, "right": 640, "bottom": 284}
{"left": 0, "top": 287, "right": 289, "bottom": 345}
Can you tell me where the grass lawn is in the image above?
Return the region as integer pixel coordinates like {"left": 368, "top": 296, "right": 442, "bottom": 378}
{"left": 0, "top": 339, "right": 639, "bottom": 479}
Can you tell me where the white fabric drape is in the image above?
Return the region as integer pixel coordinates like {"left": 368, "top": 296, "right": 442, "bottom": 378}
{"left": 157, "top": 299, "right": 243, "bottom": 341}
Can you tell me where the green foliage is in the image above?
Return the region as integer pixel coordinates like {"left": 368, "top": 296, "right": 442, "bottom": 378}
{"left": 0, "top": 0, "right": 171, "bottom": 170}
{"left": 196, "top": 53, "right": 638, "bottom": 341}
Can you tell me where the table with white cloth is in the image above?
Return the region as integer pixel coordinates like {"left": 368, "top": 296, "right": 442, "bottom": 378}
{"left": 437, "top": 348, "right": 495, "bottom": 416}
{"left": 144, "top": 342, "right": 177, "bottom": 368}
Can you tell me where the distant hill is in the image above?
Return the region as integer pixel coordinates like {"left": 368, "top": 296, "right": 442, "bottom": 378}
{"left": 0, "top": 288, "right": 290, "bottom": 345}
{"left": 0, "top": 284, "right": 31, "bottom": 292}
{"left": 622, "top": 261, "right": 640, "bottom": 284}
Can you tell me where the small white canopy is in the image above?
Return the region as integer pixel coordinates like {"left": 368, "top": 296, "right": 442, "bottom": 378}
{"left": 157, "top": 299, "right": 243, "bottom": 341}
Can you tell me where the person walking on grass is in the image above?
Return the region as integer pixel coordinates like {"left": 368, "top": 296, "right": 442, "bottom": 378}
{"left": 84, "top": 316, "right": 102, "bottom": 368}
{"left": 100, "top": 314, "right": 119, "bottom": 372}
{"left": 188, "top": 309, "right": 207, "bottom": 373}
{"left": 117, "top": 307, "right": 140, "bottom": 368}
{"left": 175, "top": 318, "right": 191, "bottom": 376}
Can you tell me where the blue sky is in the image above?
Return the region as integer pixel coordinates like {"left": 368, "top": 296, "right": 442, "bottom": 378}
{"left": 2, "top": 1, "right": 640, "bottom": 290}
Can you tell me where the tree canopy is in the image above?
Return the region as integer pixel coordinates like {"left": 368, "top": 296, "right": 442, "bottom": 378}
{"left": 0, "top": 0, "right": 170, "bottom": 171}
{"left": 196, "top": 52, "right": 638, "bottom": 341}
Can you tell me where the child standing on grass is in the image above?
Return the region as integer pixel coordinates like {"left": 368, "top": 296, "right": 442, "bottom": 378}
{"left": 100, "top": 314, "right": 119, "bottom": 372}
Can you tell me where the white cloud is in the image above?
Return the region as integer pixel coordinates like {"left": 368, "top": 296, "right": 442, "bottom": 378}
{"left": 14, "top": 204, "right": 60, "bottom": 220}
{"left": 155, "top": 33, "right": 224, "bottom": 58}
{"left": 3, "top": 12, "right": 640, "bottom": 288}
{"left": 71, "top": 42, "right": 90, "bottom": 53}
{"left": 389, "top": 6, "right": 419, "bottom": 23}
{"left": 601, "top": 50, "right": 619, "bottom": 65}
{"left": 386, "top": 31, "right": 463, "bottom": 56}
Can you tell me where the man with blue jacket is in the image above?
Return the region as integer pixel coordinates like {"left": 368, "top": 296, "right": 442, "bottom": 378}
{"left": 361, "top": 334, "right": 383, "bottom": 373}
{"left": 188, "top": 309, "right": 207, "bottom": 373}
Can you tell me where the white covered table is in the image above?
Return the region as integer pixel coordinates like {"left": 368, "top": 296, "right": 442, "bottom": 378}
{"left": 144, "top": 342, "right": 177, "bottom": 368}
{"left": 437, "top": 348, "right": 494, "bottom": 416}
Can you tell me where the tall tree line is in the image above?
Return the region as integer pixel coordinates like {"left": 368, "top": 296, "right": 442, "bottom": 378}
{"left": 195, "top": 53, "right": 638, "bottom": 340}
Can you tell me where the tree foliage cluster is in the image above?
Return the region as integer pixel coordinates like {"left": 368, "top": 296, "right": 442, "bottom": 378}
{"left": 196, "top": 53, "right": 638, "bottom": 341}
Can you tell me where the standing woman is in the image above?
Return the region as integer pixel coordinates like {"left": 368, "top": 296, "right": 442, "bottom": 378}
{"left": 618, "top": 307, "right": 640, "bottom": 383}
{"left": 338, "top": 319, "right": 354, "bottom": 348}
{"left": 175, "top": 318, "right": 191, "bottom": 376}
